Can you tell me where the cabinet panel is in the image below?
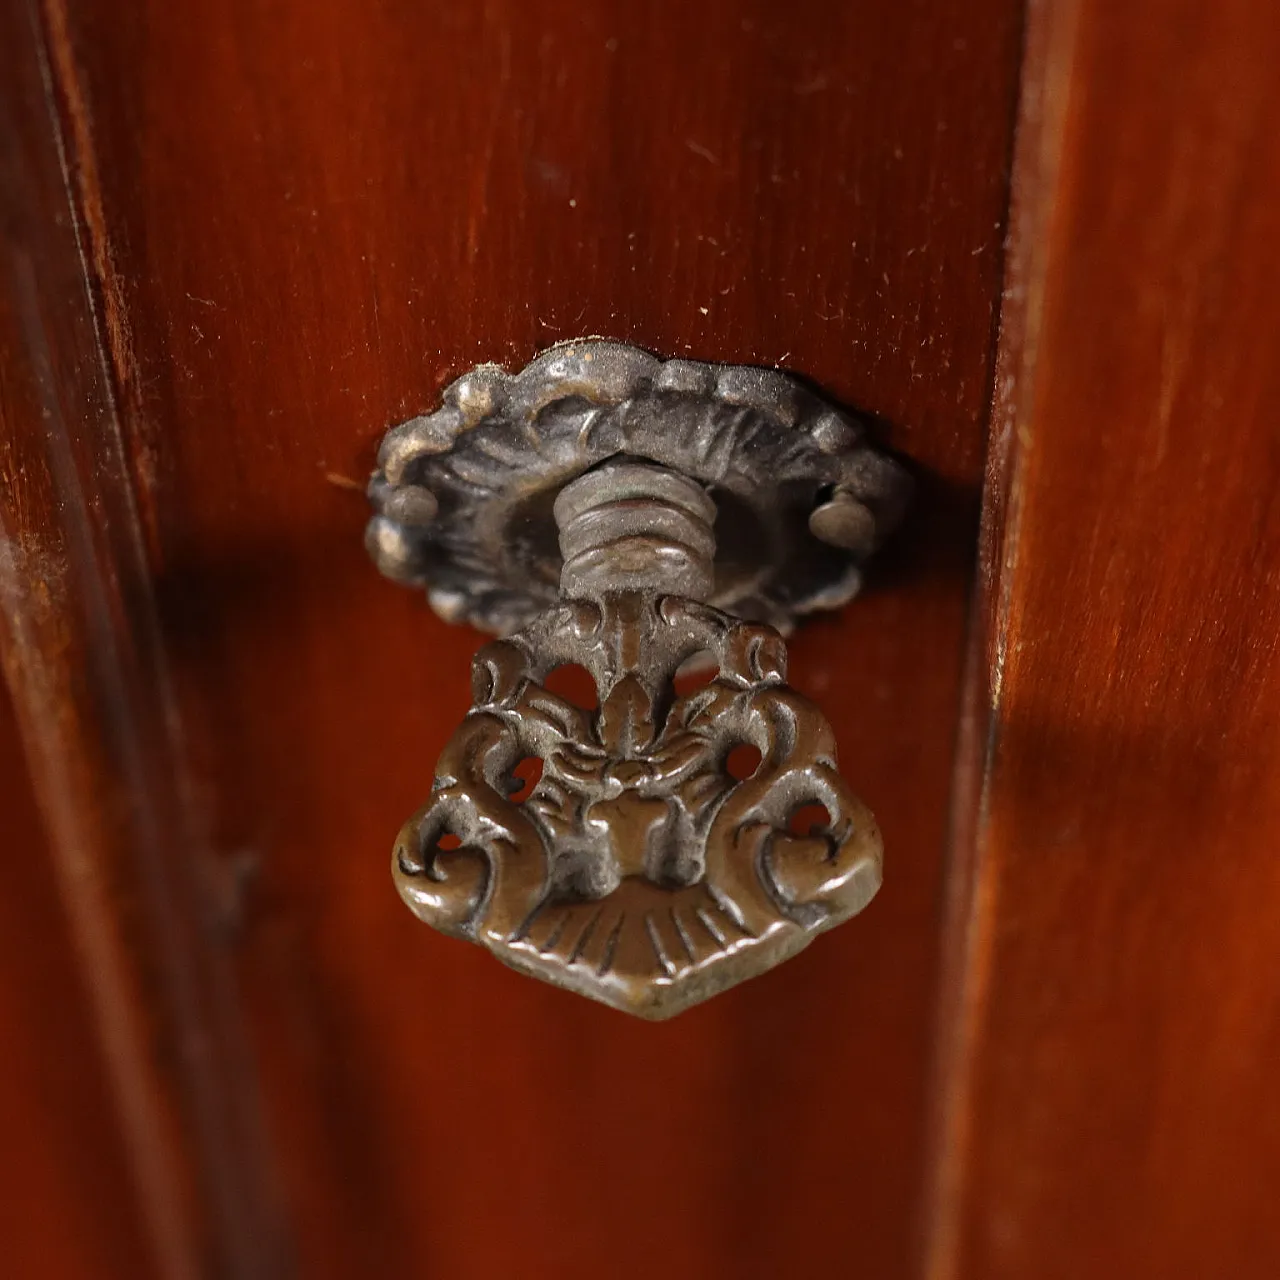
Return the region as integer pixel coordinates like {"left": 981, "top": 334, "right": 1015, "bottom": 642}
{"left": 0, "top": 691, "right": 155, "bottom": 1280}
{"left": 933, "top": 1, "right": 1280, "bottom": 1276}
{"left": 5, "top": 0, "right": 1023, "bottom": 1275}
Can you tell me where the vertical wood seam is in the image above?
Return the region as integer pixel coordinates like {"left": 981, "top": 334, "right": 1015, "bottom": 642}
{"left": 0, "top": 262, "right": 199, "bottom": 1280}
{"left": 920, "top": 0, "right": 1086, "bottom": 1275}
{"left": 6, "top": 0, "right": 285, "bottom": 1274}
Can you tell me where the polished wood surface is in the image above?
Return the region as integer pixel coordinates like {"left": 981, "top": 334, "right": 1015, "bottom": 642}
{"left": 932, "top": 0, "right": 1280, "bottom": 1276}
{"left": 0, "top": 688, "right": 156, "bottom": 1280}
{"left": 11, "top": 0, "right": 1280, "bottom": 1276}
{"left": 3, "top": 0, "right": 1022, "bottom": 1275}
{"left": 2, "top": 0, "right": 279, "bottom": 1272}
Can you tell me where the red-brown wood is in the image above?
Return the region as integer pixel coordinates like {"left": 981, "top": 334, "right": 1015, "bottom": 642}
{"left": 1, "top": 0, "right": 283, "bottom": 1272}
{"left": 931, "top": 1, "right": 1280, "bottom": 1276}
{"left": 0, "top": 0, "right": 1025, "bottom": 1275}
{"left": 0, "top": 687, "right": 156, "bottom": 1280}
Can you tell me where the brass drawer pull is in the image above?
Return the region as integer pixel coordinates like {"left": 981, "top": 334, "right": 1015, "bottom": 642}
{"left": 367, "top": 342, "right": 908, "bottom": 1017}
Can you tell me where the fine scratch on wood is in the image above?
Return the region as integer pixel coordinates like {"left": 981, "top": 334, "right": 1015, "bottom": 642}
{"left": 466, "top": 7, "right": 512, "bottom": 266}
{"left": 685, "top": 138, "right": 720, "bottom": 166}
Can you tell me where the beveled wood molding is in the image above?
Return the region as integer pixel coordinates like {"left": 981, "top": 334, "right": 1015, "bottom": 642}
{"left": 0, "top": 2, "right": 282, "bottom": 1274}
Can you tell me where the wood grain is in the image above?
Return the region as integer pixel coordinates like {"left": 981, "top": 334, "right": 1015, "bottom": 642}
{"left": 933, "top": 0, "right": 1280, "bottom": 1276}
{"left": 7, "top": 0, "right": 1023, "bottom": 1274}
{"left": 1, "top": 0, "right": 283, "bottom": 1273}
{"left": 0, "top": 686, "right": 156, "bottom": 1280}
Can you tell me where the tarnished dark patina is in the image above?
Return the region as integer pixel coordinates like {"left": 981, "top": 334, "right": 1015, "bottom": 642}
{"left": 367, "top": 341, "right": 909, "bottom": 1017}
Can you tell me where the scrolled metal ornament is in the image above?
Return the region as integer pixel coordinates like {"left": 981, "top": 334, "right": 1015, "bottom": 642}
{"left": 368, "top": 342, "right": 909, "bottom": 1018}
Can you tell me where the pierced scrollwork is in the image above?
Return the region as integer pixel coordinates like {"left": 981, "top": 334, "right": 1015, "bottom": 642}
{"left": 394, "top": 589, "right": 881, "bottom": 1018}
{"left": 370, "top": 347, "right": 905, "bottom": 1018}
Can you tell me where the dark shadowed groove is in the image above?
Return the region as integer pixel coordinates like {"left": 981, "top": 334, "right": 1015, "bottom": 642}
{"left": 567, "top": 905, "right": 603, "bottom": 964}
{"left": 644, "top": 913, "right": 675, "bottom": 978}
{"left": 670, "top": 908, "right": 697, "bottom": 963}
{"left": 694, "top": 907, "right": 727, "bottom": 948}
{"left": 0, "top": 0, "right": 287, "bottom": 1275}
{"left": 920, "top": 0, "right": 1081, "bottom": 1276}
{"left": 596, "top": 913, "right": 625, "bottom": 977}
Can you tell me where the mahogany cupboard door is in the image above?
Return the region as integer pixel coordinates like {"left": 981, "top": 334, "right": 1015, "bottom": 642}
{"left": 3, "top": 1, "right": 1280, "bottom": 1280}
{"left": 0, "top": 687, "right": 157, "bottom": 1277}
{"left": 0, "top": 0, "right": 1020, "bottom": 1274}
{"left": 930, "top": 0, "right": 1280, "bottom": 1276}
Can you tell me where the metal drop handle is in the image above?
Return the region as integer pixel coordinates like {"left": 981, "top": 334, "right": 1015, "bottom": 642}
{"left": 366, "top": 342, "right": 909, "bottom": 1018}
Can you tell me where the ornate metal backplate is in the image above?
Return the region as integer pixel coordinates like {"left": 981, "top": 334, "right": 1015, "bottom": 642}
{"left": 367, "top": 342, "right": 909, "bottom": 1018}
{"left": 367, "top": 341, "right": 909, "bottom": 636}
